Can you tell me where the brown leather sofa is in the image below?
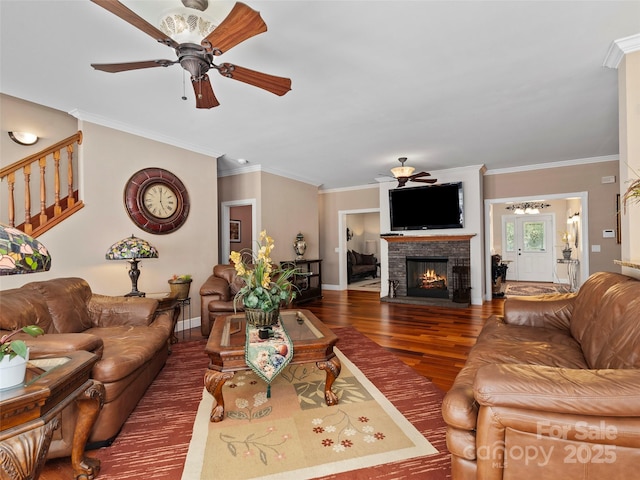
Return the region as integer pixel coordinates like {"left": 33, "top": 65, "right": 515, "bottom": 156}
{"left": 0, "top": 277, "right": 175, "bottom": 457}
{"left": 347, "top": 250, "right": 378, "bottom": 284}
{"left": 199, "top": 264, "right": 246, "bottom": 337}
{"left": 442, "top": 271, "right": 640, "bottom": 479}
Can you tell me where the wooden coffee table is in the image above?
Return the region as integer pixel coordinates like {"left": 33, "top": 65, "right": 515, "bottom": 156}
{"left": 204, "top": 309, "right": 340, "bottom": 422}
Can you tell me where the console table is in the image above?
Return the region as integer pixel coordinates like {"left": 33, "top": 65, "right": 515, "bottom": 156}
{"left": 280, "top": 259, "right": 323, "bottom": 303}
{"left": 0, "top": 351, "right": 104, "bottom": 480}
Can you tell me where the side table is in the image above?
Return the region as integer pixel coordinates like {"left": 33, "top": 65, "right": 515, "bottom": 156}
{"left": 148, "top": 293, "right": 181, "bottom": 345}
{"left": 176, "top": 297, "right": 192, "bottom": 339}
{"left": 0, "top": 350, "right": 105, "bottom": 480}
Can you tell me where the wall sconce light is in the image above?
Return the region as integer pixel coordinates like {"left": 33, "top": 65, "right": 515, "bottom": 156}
{"left": 8, "top": 131, "right": 39, "bottom": 146}
{"left": 346, "top": 227, "right": 353, "bottom": 242}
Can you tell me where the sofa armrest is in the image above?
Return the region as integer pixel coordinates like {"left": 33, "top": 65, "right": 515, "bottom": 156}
{"left": 87, "top": 294, "right": 158, "bottom": 327}
{"left": 474, "top": 364, "right": 640, "bottom": 417}
{"left": 25, "top": 333, "right": 104, "bottom": 359}
{"left": 199, "top": 275, "right": 230, "bottom": 301}
{"left": 502, "top": 293, "right": 576, "bottom": 330}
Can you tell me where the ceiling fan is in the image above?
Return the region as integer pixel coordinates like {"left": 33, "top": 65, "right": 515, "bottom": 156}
{"left": 90, "top": 0, "right": 291, "bottom": 108}
{"left": 390, "top": 157, "right": 437, "bottom": 187}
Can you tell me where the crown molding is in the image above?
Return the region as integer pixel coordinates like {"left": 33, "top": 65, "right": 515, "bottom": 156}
{"left": 603, "top": 33, "right": 640, "bottom": 69}
{"left": 484, "top": 155, "right": 619, "bottom": 176}
{"left": 68, "top": 109, "right": 224, "bottom": 159}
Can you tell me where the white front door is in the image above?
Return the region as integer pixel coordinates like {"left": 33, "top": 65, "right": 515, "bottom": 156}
{"left": 502, "top": 214, "right": 554, "bottom": 282}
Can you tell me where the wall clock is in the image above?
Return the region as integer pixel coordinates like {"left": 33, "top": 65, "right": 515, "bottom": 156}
{"left": 124, "top": 168, "right": 190, "bottom": 234}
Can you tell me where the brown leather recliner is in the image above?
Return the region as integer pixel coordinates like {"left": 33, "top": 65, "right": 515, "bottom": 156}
{"left": 442, "top": 271, "right": 640, "bottom": 479}
{"left": 199, "top": 264, "right": 246, "bottom": 337}
{"left": 0, "top": 277, "right": 175, "bottom": 456}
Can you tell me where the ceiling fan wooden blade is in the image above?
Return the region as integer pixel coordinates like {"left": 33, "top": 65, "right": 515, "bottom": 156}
{"left": 91, "top": 0, "right": 179, "bottom": 49}
{"left": 91, "top": 60, "right": 175, "bottom": 73}
{"left": 410, "top": 171, "right": 431, "bottom": 179}
{"left": 217, "top": 63, "right": 291, "bottom": 96}
{"left": 201, "top": 2, "right": 267, "bottom": 54}
{"left": 192, "top": 74, "right": 220, "bottom": 109}
{"left": 412, "top": 178, "right": 438, "bottom": 184}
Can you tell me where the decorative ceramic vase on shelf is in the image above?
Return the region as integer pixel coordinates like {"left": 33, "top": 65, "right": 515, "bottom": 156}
{"left": 0, "top": 350, "right": 28, "bottom": 390}
{"left": 562, "top": 245, "right": 572, "bottom": 260}
{"left": 168, "top": 275, "right": 192, "bottom": 300}
{"left": 293, "top": 232, "right": 307, "bottom": 260}
{"left": 245, "top": 308, "right": 280, "bottom": 328}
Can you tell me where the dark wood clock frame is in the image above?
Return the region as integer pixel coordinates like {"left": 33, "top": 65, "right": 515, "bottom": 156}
{"left": 124, "top": 168, "right": 190, "bottom": 234}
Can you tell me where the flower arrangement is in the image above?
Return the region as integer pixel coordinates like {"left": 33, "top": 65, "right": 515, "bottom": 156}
{"left": 230, "top": 230, "right": 297, "bottom": 313}
{"left": 0, "top": 325, "right": 45, "bottom": 361}
{"left": 169, "top": 274, "right": 192, "bottom": 282}
{"left": 560, "top": 231, "right": 571, "bottom": 250}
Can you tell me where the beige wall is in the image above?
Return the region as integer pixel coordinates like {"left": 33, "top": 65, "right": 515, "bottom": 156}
{"left": 484, "top": 161, "right": 621, "bottom": 275}
{"left": 218, "top": 171, "right": 319, "bottom": 265}
{"left": 229, "top": 205, "right": 253, "bottom": 254}
{"left": 0, "top": 100, "right": 218, "bottom": 316}
{"left": 619, "top": 50, "right": 640, "bottom": 279}
{"left": 319, "top": 186, "right": 380, "bottom": 285}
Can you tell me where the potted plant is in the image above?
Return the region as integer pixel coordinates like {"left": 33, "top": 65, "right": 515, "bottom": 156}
{"left": 168, "top": 274, "right": 192, "bottom": 300}
{"left": 560, "top": 231, "right": 572, "bottom": 260}
{"left": 0, "top": 325, "right": 44, "bottom": 389}
{"left": 230, "top": 230, "right": 297, "bottom": 327}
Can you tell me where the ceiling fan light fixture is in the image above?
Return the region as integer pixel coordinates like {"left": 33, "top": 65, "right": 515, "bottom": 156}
{"left": 182, "top": 0, "right": 208, "bottom": 11}
{"left": 159, "top": 11, "right": 216, "bottom": 44}
{"left": 391, "top": 165, "right": 415, "bottom": 178}
{"left": 390, "top": 157, "right": 414, "bottom": 178}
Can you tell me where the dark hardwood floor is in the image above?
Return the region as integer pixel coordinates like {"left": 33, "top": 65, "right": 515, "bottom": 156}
{"left": 39, "top": 290, "right": 504, "bottom": 479}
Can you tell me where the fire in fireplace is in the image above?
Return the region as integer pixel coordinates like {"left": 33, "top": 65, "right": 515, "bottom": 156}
{"left": 406, "top": 257, "right": 449, "bottom": 299}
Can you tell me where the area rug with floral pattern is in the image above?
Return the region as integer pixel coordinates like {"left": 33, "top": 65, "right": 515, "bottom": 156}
{"left": 182, "top": 348, "right": 438, "bottom": 479}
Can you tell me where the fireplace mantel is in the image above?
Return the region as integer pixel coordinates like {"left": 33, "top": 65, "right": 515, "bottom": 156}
{"left": 381, "top": 234, "right": 476, "bottom": 243}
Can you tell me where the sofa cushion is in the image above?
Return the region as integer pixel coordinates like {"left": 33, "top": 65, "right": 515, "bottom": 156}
{"left": 581, "top": 280, "right": 640, "bottom": 369}
{"left": 24, "top": 277, "right": 93, "bottom": 333}
{"left": 88, "top": 294, "right": 158, "bottom": 327}
{"left": 570, "top": 271, "right": 633, "bottom": 346}
{"left": 0, "top": 287, "right": 54, "bottom": 333}
{"left": 86, "top": 319, "right": 172, "bottom": 384}
{"left": 348, "top": 250, "right": 357, "bottom": 265}
{"left": 360, "top": 253, "right": 376, "bottom": 265}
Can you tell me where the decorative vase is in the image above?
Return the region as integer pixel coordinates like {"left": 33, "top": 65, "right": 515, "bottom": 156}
{"left": 293, "top": 232, "right": 307, "bottom": 260}
{"left": 168, "top": 279, "right": 192, "bottom": 300}
{"left": 245, "top": 307, "right": 280, "bottom": 327}
{"left": 562, "top": 248, "right": 572, "bottom": 260}
{"left": 0, "top": 350, "right": 28, "bottom": 390}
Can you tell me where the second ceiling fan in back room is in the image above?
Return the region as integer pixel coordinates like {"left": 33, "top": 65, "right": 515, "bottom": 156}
{"left": 390, "top": 157, "right": 437, "bottom": 187}
{"left": 90, "top": 0, "right": 292, "bottom": 108}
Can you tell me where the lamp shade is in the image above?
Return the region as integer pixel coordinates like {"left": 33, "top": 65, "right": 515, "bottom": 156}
{"left": 0, "top": 223, "right": 52, "bottom": 275}
{"left": 105, "top": 235, "right": 159, "bottom": 260}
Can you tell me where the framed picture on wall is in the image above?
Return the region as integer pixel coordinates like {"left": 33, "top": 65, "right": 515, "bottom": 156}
{"left": 230, "top": 219, "right": 241, "bottom": 243}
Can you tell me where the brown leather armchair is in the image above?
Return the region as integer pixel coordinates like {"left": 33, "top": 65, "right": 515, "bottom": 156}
{"left": 442, "top": 271, "right": 640, "bottom": 479}
{"left": 199, "top": 264, "right": 246, "bottom": 337}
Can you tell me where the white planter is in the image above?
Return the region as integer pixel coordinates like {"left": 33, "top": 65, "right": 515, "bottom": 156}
{"left": 0, "top": 350, "right": 29, "bottom": 390}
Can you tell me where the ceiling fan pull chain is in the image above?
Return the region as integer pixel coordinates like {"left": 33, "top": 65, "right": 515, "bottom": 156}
{"left": 181, "top": 71, "right": 187, "bottom": 101}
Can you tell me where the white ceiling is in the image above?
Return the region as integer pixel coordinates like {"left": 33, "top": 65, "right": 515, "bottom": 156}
{"left": 1, "top": 1, "right": 639, "bottom": 190}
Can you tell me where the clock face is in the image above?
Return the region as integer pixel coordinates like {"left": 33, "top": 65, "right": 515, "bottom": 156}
{"left": 124, "top": 168, "right": 190, "bottom": 234}
{"left": 143, "top": 183, "right": 178, "bottom": 219}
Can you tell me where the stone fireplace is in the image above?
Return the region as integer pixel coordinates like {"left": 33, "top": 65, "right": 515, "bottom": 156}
{"left": 383, "top": 235, "right": 473, "bottom": 305}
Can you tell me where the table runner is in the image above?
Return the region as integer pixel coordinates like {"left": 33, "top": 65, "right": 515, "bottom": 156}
{"left": 245, "top": 318, "right": 294, "bottom": 397}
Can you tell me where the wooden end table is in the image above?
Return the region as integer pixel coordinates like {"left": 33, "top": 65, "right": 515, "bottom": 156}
{"left": 0, "top": 350, "right": 105, "bottom": 480}
{"left": 204, "top": 309, "right": 340, "bottom": 422}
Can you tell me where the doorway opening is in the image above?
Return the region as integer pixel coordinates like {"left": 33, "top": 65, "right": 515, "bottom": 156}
{"left": 220, "top": 199, "right": 257, "bottom": 264}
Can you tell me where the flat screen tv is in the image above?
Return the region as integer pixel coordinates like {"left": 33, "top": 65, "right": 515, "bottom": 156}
{"left": 389, "top": 182, "right": 464, "bottom": 231}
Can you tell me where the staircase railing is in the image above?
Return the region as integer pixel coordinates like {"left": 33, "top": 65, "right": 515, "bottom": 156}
{"left": 0, "top": 131, "right": 84, "bottom": 237}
